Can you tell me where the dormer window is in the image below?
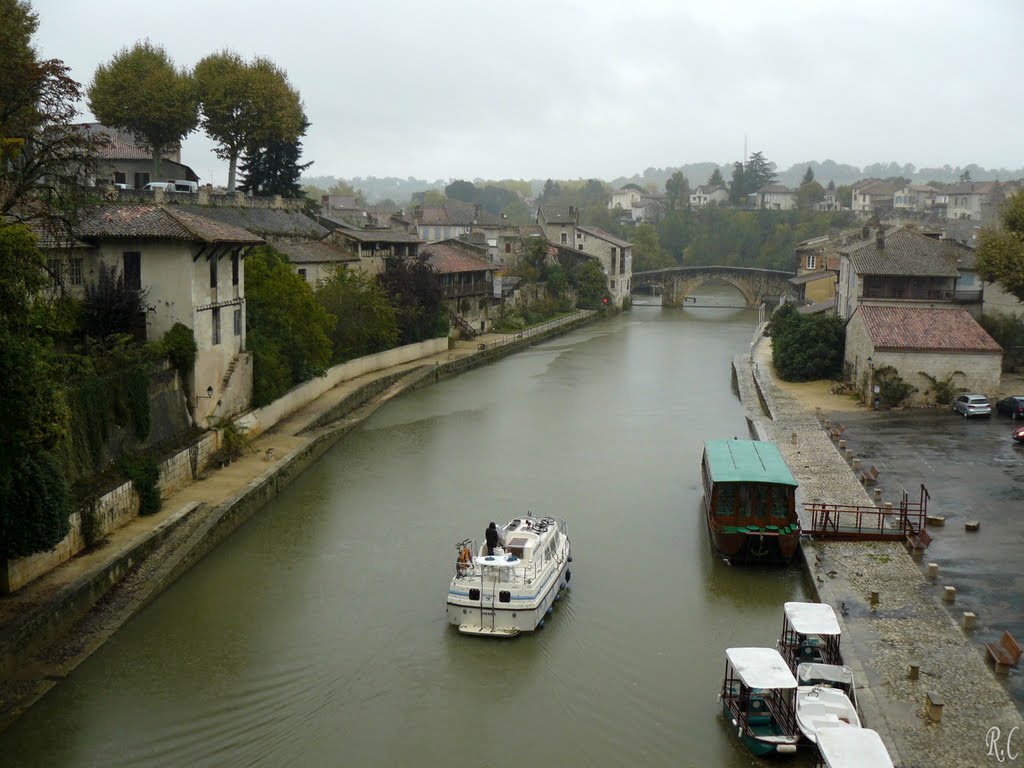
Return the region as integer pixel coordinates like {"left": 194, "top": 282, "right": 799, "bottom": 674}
{"left": 806, "top": 254, "right": 817, "bottom": 270}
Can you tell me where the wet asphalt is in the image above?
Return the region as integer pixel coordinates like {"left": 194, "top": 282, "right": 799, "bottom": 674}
{"left": 830, "top": 406, "right": 1024, "bottom": 702}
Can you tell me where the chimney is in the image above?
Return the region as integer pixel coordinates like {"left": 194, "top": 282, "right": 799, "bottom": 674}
{"left": 876, "top": 228, "right": 885, "bottom": 249}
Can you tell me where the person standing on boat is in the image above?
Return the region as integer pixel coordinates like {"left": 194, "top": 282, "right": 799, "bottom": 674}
{"left": 485, "top": 522, "right": 503, "bottom": 555}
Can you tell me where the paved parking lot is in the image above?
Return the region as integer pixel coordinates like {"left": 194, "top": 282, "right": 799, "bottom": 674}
{"left": 832, "top": 406, "right": 1024, "bottom": 701}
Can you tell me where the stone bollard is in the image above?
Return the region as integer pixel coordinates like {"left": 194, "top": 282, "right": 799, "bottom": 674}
{"left": 824, "top": 420, "right": 832, "bottom": 430}
{"left": 927, "top": 562, "right": 939, "bottom": 580}
{"left": 943, "top": 586, "right": 956, "bottom": 603}
{"left": 791, "top": 432, "right": 798, "bottom": 445}
{"left": 965, "top": 520, "right": 980, "bottom": 532}
{"left": 870, "top": 591, "right": 879, "bottom": 606}
{"left": 874, "top": 488, "right": 883, "bottom": 503}
{"left": 962, "top": 612, "right": 976, "bottom": 630}
{"left": 909, "top": 662, "right": 920, "bottom": 680}
{"left": 927, "top": 515, "right": 945, "bottom": 527}
{"left": 926, "top": 691, "right": 944, "bottom": 723}
{"left": 884, "top": 502, "right": 893, "bottom": 516}
{"left": 838, "top": 439, "right": 847, "bottom": 450}
{"left": 852, "top": 458, "right": 862, "bottom": 471}
{"left": 845, "top": 449, "right": 854, "bottom": 460}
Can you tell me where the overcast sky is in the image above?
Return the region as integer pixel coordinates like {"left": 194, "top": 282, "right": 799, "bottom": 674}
{"left": 30, "top": 0, "right": 1024, "bottom": 186}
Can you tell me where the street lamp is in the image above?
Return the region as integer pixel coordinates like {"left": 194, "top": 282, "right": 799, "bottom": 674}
{"left": 866, "top": 357, "right": 879, "bottom": 410}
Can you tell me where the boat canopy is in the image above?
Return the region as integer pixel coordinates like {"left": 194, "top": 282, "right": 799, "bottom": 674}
{"left": 726, "top": 647, "right": 798, "bottom": 690}
{"left": 784, "top": 602, "right": 841, "bottom": 636}
{"left": 797, "top": 663, "right": 854, "bottom": 687}
{"left": 816, "top": 728, "right": 893, "bottom": 768}
{"left": 704, "top": 440, "right": 798, "bottom": 487}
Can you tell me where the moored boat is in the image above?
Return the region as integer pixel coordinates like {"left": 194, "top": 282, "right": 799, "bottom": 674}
{"left": 795, "top": 684, "right": 861, "bottom": 744}
{"left": 779, "top": 602, "right": 843, "bottom": 670}
{"left": 446, "top": 515, "right": 571, "bottom": 637}
{"left": 814, "top": 727, "right": 894, "bottom": 768}
{"left": 701, "top": 439, "right": 801, "bottom": 564}
{"left": 720, "top": 647, "right": 801, "bottom": 756}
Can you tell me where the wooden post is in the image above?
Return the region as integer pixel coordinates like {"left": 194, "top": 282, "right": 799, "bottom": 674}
{"left": 926, "top": 691, "right": 944, "bottom": 723}
{"left": 909, "top": 662, "right": 920, "bottom": 680}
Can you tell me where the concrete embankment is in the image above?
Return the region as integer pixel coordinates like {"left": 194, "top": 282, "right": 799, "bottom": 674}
{"left": 0, "top": 310, "right": 598, "bottom": 733}
{"left": 733, "top": 336, "right": 1024, "bottom": 767}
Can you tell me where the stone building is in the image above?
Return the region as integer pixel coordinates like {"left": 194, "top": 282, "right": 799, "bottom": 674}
{"left": 844, "top": 305, "right": 1002, "bottom": 406}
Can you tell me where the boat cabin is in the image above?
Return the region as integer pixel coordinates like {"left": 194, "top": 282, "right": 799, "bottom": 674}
{"left": 720, "top": 647, "right": 800, "bottom": 756}
{"left": 780, "top": 602, "right": 843, "bottom": 670}
{"left": 701, "top": 440, "right": 800, "bottom": 563}
{"left": 814, "top": 727, "right": 894, "bottom": 768}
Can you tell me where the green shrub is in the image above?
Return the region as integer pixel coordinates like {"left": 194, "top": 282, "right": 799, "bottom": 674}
{"left": 978, "top": 312, "right": 1024, "bottom": 372}
{"left": 918, "top": 371, "right": 963, "bottom": 405}
{"left": 121, "top": 455, "right": 161, "bottom": 516}
{"left": 874, "top": 365, "right": 915, "bottom": 407}
{"left": 162, "top": 323, "right": 197, "bottom": 382}
{"left": 769, "top": 305, "right": 845, "bottom": 382}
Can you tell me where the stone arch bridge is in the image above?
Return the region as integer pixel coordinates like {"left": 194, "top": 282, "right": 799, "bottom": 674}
{"left": 632, "top": 265, "right": 796, "bottom": 308}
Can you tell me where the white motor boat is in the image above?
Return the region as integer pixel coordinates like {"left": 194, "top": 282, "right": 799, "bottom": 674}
{"left": 446, "top": 515, "right": 571, "bottom": 637}
{"left": 796, "top": 684, "right": 861, "bottom": 744}
{"left": 815, "top": 727, "right": 894, "bottom": 768}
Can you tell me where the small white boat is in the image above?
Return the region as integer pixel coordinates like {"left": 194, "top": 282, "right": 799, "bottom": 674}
{"left": 797, "top": 662, "right": 858, "bottom": 712}
{"left": 446, "top": 515, "right": 571, "bottom": 637}
{"left": 719, "top": 647, "right": 801, "bottom": 756}
{"left": 796, "top": 684, "right": 861, "bottom": 744}
{"left": 815, "top": 727, "right": 894, "bottom": 768}
{"left": 779, "top": 601, "right": 843, "bottom": 670}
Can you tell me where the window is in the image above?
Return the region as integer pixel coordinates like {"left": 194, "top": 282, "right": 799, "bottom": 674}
{"left": 231, "top": 251, "right": 239, "bottom": 286}
{"left": 212, "top": 307, "right": 221, "bottom": 345}
{"left": 298, "top": 268, "right": 307, "bottom": 281}
{"left": 70, "top": 258, "right": 83, "bottom": 285}
{"left": 504, "top": 242, "right": 511, "bottom": 253}
{"left": 560, "top": 232, "right": 567, "bottom": 244}
{"left": 233, "top": 309, "right": 241, "bottom": 336}
{"left": 805, "top": 254, "right": 817, "bottom": 270}
{"left": 114, "top": 171, "right": 126, "bottom": 185}
{"left": 209, "top": 255, "right": 218, "bottom": 288}
{"left": 619, "top": 253, "right": 626, "bottom": 274}
{"left": 134, "top": 172, "right": 150, "bottom": 189}
{"left": 123, "top": 252, "right": 141, "bottom": 290}
{"left": 610, "top": 247, "right": 617, "bottom": 259}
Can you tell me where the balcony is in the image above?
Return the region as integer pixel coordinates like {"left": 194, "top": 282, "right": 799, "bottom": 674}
{"left": 441, "top": 280, "right": 493, "bottom": 299}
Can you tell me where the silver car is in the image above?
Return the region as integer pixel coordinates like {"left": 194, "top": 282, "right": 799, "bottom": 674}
{"left": 952, "top": 394, "right": 992, "bottom": 418}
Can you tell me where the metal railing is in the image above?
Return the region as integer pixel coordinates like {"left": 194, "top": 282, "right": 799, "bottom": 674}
{"left": 476, "top": 310, "right": 595, "bottom": 352}
{"left": 803, "top": 485, "right": 929, "bottom": 541}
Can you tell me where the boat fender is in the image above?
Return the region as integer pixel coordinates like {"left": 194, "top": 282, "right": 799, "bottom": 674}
{"left": 778, "top": 745, "right": 797, "bottom": 754}
{"left": 546, "top": 606, "right": 553, "bottom": 616}
{"left": 538, "top": 620, "right": 545, "bottom": 629}
{"left": 565, "top": 570, "right": 571, "bottom": 582}
{"left": 568, "top": 555, "right": 573, "bottom": 562}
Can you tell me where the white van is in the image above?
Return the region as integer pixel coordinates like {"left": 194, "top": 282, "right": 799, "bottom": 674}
{"left": 143, "top": 181, "right": 175, "bottom": 192}
{"left": 173, "top": 180, "right": 199, "bottom": 193}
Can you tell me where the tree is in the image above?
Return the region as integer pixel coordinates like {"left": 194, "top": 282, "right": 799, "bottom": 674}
{"left": 445, "top": 179, "right": 477, "bottom": 203}
{"left": 801, "top": 166, "right": 815, "bottom": 186}
{"left": 746, "top": 151, "right": 777, "bottom": 191}
{"left": 315, "top": 267, "right": 398, "bottom": 363}
{"left": 0, "top": 223, "right": 71, "bottom": 558}
{"left": 87, "top": 41, "right": 198, "bottom": 180}
{"left": 377, "top": 254, "right": 448, "bottom": 344}
{"left": 797, "top": 181, "right": 825, "bottom": 209}
{"left": 81, "top": 261, "right": 150, "bottom": 339}
{"left": 827, "top": 179, "right": 836, "bottom": 193}
{"left": 194, "top": 52, "right": 304, "bottom": 191}
{"left": 2, "top": 0, "right": 99, "bottom": 232}
{"left": 977, "top": 192, "right": 1024, "bottom": 303}
{"left": 836, "top": 185, "right": 853, "bottom": 209}
{"left": 767, "top": 303, "right": 845, "bottom": 382}
{"left": 571, "top": 260, "right": 608, "bottom": 309}
{"left": 238, "top": 114, "right": 313, "bottom": 198}
{"left": 959, "top": 169, "right": 972, "bottom": 183}
{"left": 665, "top": 171, "right": 690, "bottom": 211}
{"left": 729, "top": 161, "right": 748, "bottom": 205}
{"left": 245, "top": 246, "right": 333, "bottom": 406}
{"left": 630, "top": 223, "right": 671, "bottom": 271}
{"left": 708, "top": 168, "right": 726, "bottom": 188}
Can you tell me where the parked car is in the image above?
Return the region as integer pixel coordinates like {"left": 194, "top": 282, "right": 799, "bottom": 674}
{"left": 1013, "top": 424, "right": 1024, "bottom": 443}
{"left": 143, "top": 181, "right": 175, "bottom": 192}
{"left": 172, "top": 180, "right": 198, "bottom": 193}
{"left": 952, "top": 394, "right": 992, "bottom": 418}
{"left": 995, "top": 396, "right": 1024, "bottom": 420}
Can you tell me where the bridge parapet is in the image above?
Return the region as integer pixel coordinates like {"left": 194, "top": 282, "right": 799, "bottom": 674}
{"left": 633, "top": 265, "right": 795, "bottom": 309}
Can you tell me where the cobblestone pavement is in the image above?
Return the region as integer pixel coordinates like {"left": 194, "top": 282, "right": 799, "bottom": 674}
{"left": 733, "top": 338, "right": 1024, "bottom": 768}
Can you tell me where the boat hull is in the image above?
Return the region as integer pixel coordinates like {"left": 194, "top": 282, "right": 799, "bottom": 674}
{"left": 708, "top": 523, "right": 800, "bottom": 565}
{"left": 721, "top": 699, "right": 800, "bottom": 756}
{"left": 446, "top": 558, "right": 570, "bottom": 636}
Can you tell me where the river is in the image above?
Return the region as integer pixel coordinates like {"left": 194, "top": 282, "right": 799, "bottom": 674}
{"left": 1, "top": 284, "right": 813, "bottom": 767}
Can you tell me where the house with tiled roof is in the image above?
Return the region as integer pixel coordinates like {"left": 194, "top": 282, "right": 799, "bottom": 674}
{"left": 835, "top": 226, "right": 980, "bottom": 320}
{"left": 893, "top": 184, "right": 940, "bottom": 213}
{"left": 850, "top": 179, "right": 897, "bottom": 213}
{"left": 537, "top": 205, "right": 580, "bottom": 247}
{"left": 844, "top": 305, "right": 1001, "bottom": 406}
{"left": 412, "top": 200, "right": 515, "bottom": 264}
{"left": 750, "top": 184, "right": 797, "bottom": 211}
{"left": 327, "top": 225, "right": 422, "bottom": 276}
{"left": 945, "top": 181, "right": 1005, "bottom": 221}
{"left": 69, "top": 204, "right": 264, "bottom": 422}
{"left": 689, "top": 185, "right": 728, "bottom": 208}
{"left": 421, "top": 239, "right": 496, "bottom": 335}
{"left": 182, "top": 204, "right": 327, "bottom": 243}
{"left": 272, "top": 239, "right": 360, "bottom": 286}
{"left": 81, "top": 123, "right": 199, "bottom": 189}
{"left": 575, "top": 226, "right": 633, "bottom": 307}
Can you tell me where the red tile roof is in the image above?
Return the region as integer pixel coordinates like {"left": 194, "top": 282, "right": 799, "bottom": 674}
{"left": 422, "top": 241, "right": 493, "bottom": 274}
{"left": 78, "top": 205, "right": 263, "bottom": 244}
{"left": 856, "top": 306, "right": 1001, "bottom": 353}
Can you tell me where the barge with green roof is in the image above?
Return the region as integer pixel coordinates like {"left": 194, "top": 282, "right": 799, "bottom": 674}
{"left": 701, "top": 439, "right": 800, "bottom": 564}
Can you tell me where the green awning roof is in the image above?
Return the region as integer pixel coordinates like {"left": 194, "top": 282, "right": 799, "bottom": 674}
{"left": 704, "top": 440, "right": 798, "bottom": 487}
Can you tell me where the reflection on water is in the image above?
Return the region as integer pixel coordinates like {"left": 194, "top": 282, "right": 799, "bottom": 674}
{"left": 1, "top": 303, "right": 813, "bottom": 767}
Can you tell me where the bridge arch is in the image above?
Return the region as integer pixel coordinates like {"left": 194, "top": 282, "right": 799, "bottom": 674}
{"left": 631, "top": 266, "right": 795, "bottom": 309}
